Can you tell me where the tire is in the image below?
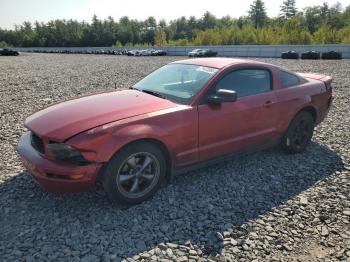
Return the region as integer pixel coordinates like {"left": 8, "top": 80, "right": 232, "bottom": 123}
{"left": 321, "top": 51, "right": 342, "bottom": 60}
{"left": 301, "top": 51, "right": 320, "bottom": 60}
{"left": 102, "top": 142, "right": 166, "bottom": 205}
{"left": 282, "top": 111, "right": 315, "bottom": 154}
{"left": 281, "top": 51, "right": 299, "bottom": 59}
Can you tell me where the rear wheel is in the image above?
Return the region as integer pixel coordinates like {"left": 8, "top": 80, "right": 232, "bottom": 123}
{"left": 282, "top": 111, "right": 315, "bottom": 154}
{"left": 102, "top": 142, "right": 166, "bottom": 205}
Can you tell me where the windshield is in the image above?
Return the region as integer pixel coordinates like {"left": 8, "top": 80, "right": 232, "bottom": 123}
{"left": 133, "top": 64, "right": 218, "bottom": 104}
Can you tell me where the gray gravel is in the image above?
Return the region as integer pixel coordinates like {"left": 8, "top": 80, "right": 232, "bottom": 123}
{"left": 0, "top": 54, "right": 349, "bottom": 262}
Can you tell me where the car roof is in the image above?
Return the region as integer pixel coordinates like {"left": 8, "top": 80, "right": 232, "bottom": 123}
{"left": 171, "top": 58, "right": 272, "bottom": 69}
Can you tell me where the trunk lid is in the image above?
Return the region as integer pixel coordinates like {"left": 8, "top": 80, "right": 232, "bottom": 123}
{"left": 297, "top": 72, "right": 333, "bottom": 89}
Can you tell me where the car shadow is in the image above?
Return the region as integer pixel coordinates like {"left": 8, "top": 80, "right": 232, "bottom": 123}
{"left": 0, "top": 142, "right": 344, "bottom": 260}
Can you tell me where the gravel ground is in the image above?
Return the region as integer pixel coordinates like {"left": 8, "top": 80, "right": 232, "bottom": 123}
{"left": 0, "top": 54, "right": 349, "bottom": 262}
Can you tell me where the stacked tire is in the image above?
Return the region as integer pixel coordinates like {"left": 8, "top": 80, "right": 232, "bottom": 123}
{"left": 281, "top": 51, "right": 299, "bottom": 59}
{"left": 301, "top": 51, "right": 320, "bottom": 60}
{"left": 321, "top": 51, "right": 342, "bottom": 60}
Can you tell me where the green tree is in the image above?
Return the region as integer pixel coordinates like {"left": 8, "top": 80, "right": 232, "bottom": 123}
{"left": 0, "top": 41, "right": 12, "bottom": 47}
{"left": 256, "top": 26, "right": 277, "bottom": 44}
{"left": 281, "top": 15, "right": 312, "bottom": 44}
{"left": 167, "top": 38, "right": 192, "bottom": 46}
{"left": 327, "top": 3, "right": 345, "bottom": 29}
{"left": 241, "top": 24, "right": 257, "bottom": 44}
{"left": 1, "top": 5, "right": 350, "bottom": 47}
{"left": 280, "top": 0, "right": 297, "bottom": 19}
{"left": 186, "top": 16, "right": 198, "bottom": 39}
{"left": 114, "top": 40, "right": 122, "bottom": 47}
{"left": 217, "top": 15, "right": 233, "bottom": 28}
{"left": 171, "top": 16, "right": 188, "bottom": 40}
{"left": 154, "top": 27, "right": 167, "bottom": 46}
{"left": 320, "top": 2, "right": 330, "bottom": 19}
{"left": 313, "top": 25, "right": 341, "bottom": 43}
{"left": 200, "top": 11, "right": 217, "bottom": 30}
{"left": 248, "top": 0, "right": 268, "bottom": 28}
{"left": 339, "top": 25, "right": 350, "bottom": 43}
{"left": 304, "top": 5, "right": 324, "bottom": 33}
{"left": 117, "top": 16, "right": 133, "bottom": 45}
{"left": 142, "top": 16, "right": 157, "bottom": 45}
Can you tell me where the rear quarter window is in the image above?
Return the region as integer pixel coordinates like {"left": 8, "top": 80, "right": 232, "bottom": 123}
{"left": 280, "top": 71, "right": 300, "bottom": 87}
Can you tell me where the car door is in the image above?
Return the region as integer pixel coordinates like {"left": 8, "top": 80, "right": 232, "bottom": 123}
{"left": 197, "top": 67, "right": 279, "bottom": 161}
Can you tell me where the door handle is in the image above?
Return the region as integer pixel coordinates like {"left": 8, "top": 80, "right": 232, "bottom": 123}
{"left": 264, "top": 100, "right": 274, "bottom": 107}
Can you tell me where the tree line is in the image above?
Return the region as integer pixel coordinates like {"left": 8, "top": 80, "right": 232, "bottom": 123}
{"left": 0, "top": 0, "right": 350, "bottom": 48}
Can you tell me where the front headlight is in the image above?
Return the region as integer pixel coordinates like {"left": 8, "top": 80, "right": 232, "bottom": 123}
{"left": 46, "top": 143, "right": 88, "bottom": 165}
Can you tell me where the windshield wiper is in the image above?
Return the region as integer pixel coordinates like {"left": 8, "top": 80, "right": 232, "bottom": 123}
{"left": 130, "top": 87, "right": 167, "bottom": 100}
{"left": 140, "top": 89, "right": 166, "bottom": 99}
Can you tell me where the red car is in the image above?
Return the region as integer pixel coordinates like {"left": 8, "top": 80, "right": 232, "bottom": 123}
{"left": 17, "top": 58, "right": 333, "bottom": 204}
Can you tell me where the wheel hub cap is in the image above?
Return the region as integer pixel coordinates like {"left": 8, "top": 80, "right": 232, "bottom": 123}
{"left": 116, "top": 152, "right": 160, "bottom": 198}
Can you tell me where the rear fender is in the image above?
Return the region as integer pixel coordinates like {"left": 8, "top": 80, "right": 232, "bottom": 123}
{"left": 278, "top": 95, "right": 313, "bottom": 133}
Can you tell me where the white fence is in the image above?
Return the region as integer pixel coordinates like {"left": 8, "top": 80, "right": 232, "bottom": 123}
{"left": 165, "top": 44, "right": 350, "bottom": 58}
{"left": 15, "top": 44, "right": 350, "bottom": 58}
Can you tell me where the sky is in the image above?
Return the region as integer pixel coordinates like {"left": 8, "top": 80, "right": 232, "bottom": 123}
{"left": 0, "top": 0, "right": 348, "bottom": 29}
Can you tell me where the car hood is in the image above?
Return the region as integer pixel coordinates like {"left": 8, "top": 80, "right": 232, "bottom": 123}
{"left": 25, "top": 89, "right": 178, "bottom": 141}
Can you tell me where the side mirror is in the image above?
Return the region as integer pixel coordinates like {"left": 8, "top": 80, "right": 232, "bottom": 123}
{"left": 207, "top": 89, "right": 237, "bottom": 104}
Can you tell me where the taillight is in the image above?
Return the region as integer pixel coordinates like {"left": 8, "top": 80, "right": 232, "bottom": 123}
{"left": 322, "top": 77, "right": 332, "bottom": 91}
{"left": 325, "top": 82, "right": 332, "bottom": 91}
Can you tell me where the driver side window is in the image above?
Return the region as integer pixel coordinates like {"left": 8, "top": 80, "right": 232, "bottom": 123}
{"left": 214, "top": 69, "right": 271, "bottom": 98}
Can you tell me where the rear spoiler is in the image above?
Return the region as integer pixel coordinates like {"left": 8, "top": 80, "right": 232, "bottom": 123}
{"left": 297, "top": 73, "right": 333, "bottom": 89}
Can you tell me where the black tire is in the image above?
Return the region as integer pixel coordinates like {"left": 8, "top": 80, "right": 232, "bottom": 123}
{"left": 321, "top": 51, "right": 342, "bottom": 60}
{"left": 281, "top": 51, "right": 299, "bottom": 59}
{"left": 102, "top": 142, "right": 166, "bottom": 205}
{"left": 282, "top": 111, "right": 315, "bottom": 154}
{"left": 301, "top": 51, "right": 320, "bottom": 60}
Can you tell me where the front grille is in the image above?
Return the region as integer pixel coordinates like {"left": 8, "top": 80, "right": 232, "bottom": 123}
{"left": 31, "top": 132, "right": 45, "bottom": 154}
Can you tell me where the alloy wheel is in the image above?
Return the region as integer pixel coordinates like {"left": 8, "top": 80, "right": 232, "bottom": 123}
{"left": 116, "top": 152, "right": 160, "bottom": 199}
{"left": 292, "top": 119, "right": 312, "bottom": 150}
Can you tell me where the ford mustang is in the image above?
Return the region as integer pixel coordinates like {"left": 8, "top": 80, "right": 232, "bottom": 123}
{"left": 17, "top": 58, "right": 333, "bottom": 204}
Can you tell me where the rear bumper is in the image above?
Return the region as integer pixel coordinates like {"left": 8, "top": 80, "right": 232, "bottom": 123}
{"left": 17, "top": 132, "right": 102, "bottom": 193}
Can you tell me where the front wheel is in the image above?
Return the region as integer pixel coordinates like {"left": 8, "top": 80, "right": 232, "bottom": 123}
{"left": 102, "top": 142, "right": 166, "bottom": 205}
{"left": 282, "top": 111, "right": 315, "bottom": 154}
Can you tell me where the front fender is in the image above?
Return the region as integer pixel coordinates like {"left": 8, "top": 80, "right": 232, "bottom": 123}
{"left": 67, "top": 105, "right": 197, "bottom": 166}
{"left": 68, "top": 123, "right": 171, "bottom": 163}
{"left": 98, "top": 124, "right": 171, "bottom": 162}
